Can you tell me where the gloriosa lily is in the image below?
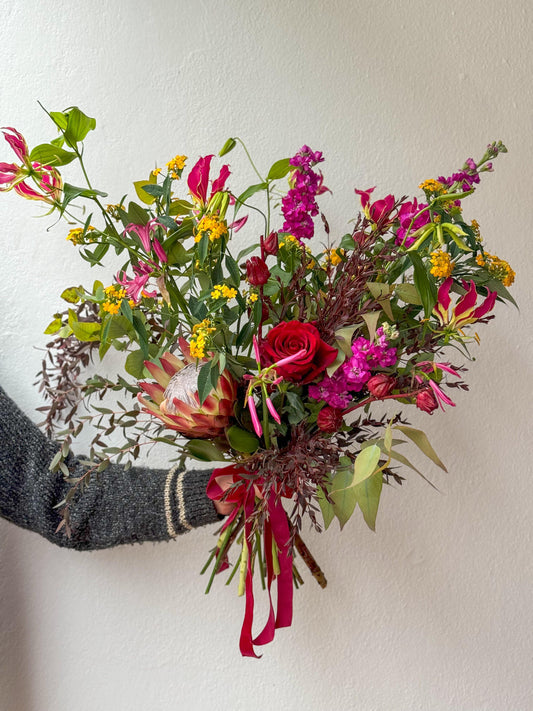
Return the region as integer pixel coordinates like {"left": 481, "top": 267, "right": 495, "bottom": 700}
{"left": 0, "top": 127, "right": 62, "bottom": 204}
{"left": 433, "top": 277, "right": 497, "bottom": 330}
{"left": 187, "top": 154, "right": 230, "bottom": 206}
{"left": 138, "top": 344, "right": 237, "bottom": 438}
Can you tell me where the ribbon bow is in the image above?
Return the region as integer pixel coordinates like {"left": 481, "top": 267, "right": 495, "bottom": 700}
{"left": 207, "top": 465, "right": 293, "bottom": 658}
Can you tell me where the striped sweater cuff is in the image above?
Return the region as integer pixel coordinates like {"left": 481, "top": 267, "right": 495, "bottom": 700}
{"left": 164, "top": 465, "right": 219, "bottom": 536}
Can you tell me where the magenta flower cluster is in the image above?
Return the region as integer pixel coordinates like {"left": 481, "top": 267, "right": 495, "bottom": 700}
{"left": 309, "top": 328, "right": 397, "bottom": 408}
{"left": 395, "top": 198, "right": 430, "bottom": 247}
{"left": 438, "top": 157, "right": 481, "bottom": 192}
{"left": 281, "top": 145, "right": 325, "bottom": 242}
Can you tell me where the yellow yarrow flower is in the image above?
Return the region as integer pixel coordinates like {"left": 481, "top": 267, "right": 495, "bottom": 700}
{"left": 419, "top": 179, "right": 446, "bottom": 194}
{"left": 190, "top": 319, "right": 216, "bottom": 359}
{"left": 194, "top": 215, "right": 228, "bottom": 243}
{"left": 211, "top": 284, "right": 238, "bottom": 300}
{"left": 166, "top": 155, "right": 187, "bottom": 180}
{"left": 66, "top": 225, "right": 96, "bottom": 246}
{"left": 476, "top": 252, "right": 515, "bottom": 287}
{"left": 102, "top": 285, "right": 132, "bottom": 315}
{"left": 430, "top": 250, "right": 454, "bottom": 279}
{"left": 324, "top": 248, "right": 344, "bottom": 266}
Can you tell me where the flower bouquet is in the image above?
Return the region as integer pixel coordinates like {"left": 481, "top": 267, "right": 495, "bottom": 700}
{"left": 1, "top": 107, "right": 516, "bottom": 657}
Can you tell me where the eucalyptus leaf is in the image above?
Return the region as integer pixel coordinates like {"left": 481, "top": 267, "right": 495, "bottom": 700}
{"left": 354, "top": 472, "right": 382, "bottom": 531}
{"left": 394, "top": 425, "right": 447, "bottom": 471}
{"left": 330, "top": 466, "right": 358, "bottom": 529}
{"left": 317, "top": 485, "right": 335, "bottom": 530}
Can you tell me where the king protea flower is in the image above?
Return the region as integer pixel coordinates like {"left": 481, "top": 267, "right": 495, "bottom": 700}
{"left": 138, "top": 346, "right": 237, "bottom": 438}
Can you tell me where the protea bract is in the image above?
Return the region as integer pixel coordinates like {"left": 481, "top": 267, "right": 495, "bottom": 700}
{"left": 138, "top": 348, "right": 237, "bottom": 439}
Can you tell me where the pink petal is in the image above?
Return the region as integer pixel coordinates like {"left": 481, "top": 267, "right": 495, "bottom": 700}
{"left": 454, "top": 281, "right": 478, "bottom": 320}
{"left": 437, "top": 277, "right": 453, "bottom": 312}
{"left": 211, "top": 164, "right": 230, "bottom": 196}
{"left": 187, "top": 155, "right": 213, "bottom": 204}
{"left": 472, "top": 289, "right": 497, "bottom": 320}
{"left": 266, "top": 397, "right": 281, "bottom": 424}
{"left": 2, "top": 127, "right": 28, "bottom": 161}
{"left": 227, "top": 215, "right": 248, "bottom": 232}
{"left": 247, "top": 395, "right": 262, "bottom": 437}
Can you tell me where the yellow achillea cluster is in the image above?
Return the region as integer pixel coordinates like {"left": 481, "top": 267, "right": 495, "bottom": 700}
{"left": 190, "top": 319, "right": 216, "bottom": 359}
{"left": 323, "top": 248, "right": 345, "bottom": 266}
{"left": 476, "top": 252, "right": 515, "bottom": 287}
{"left": 105, "top": 204, "right": 125, "bottom": 221}
{"left": 430, "top": 250, "right": 454, "bottom": 279}
{"left": 211, "top": 284, "right": 238, "bottom": 300}
{"left": 278, "top": 234, "right": 300, "bottom": 248}
{"left": 166, "top": 155, "right": 187, "bottom": 179}
{"left": 66, "top": 226, "right": 96, "bottom": 246}
{"left": 102, "top": 285, "right": 135, "bottom": 315}
{"left": 471, "top": 219, "right": 482, "bottom": 243}
{"left": 194, "top": 215, "right": 228, "bottom": 243}
{"left": 419, "top": 179, "right": 446, "bottom": 194}
{"left": 246, "top": 291, "right": 258, "bottom": 306}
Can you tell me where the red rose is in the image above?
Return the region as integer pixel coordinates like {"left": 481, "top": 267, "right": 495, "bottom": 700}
{"left": 246, "top": 256, "right": 270, "bottom": 286}
{"left": 262, "top": 321, "right": 338, "bottom": 384}
{"left": 416, "top": 388, "right": 438, "bottom": 414}
{"left": 317, "top": 406, "right": 344, "bottom": 433}
{"left": 367, "top": 374, "right": 396, "bottom": 398}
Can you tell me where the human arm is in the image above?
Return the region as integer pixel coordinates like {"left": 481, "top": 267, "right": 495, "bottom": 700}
{"left": 0, "top": 385, "right": 221, "bottom": 550}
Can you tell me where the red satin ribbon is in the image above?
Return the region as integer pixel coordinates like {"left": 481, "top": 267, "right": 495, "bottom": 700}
{"left": 207, "top": 465, "right": 294, "bottom": 658}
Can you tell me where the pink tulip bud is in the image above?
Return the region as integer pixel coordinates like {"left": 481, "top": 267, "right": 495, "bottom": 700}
{"left": 246, "top": 256, "right": 270, "bottom": 286}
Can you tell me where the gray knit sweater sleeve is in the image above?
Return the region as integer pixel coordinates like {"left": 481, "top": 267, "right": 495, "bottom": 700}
{"left": 0, "top": 386, "right": 220, "bottom": 550}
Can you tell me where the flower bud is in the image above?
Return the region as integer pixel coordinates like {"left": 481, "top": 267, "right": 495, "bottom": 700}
{"left": 246, "top": 256, "right": 270, "bottom": 286}
{"left": 416, "top": 388, "right": 438, "bottom": 414}
{"left": 367, "top": 374, "right": 395, "bottom": 398}
{"left": 263, "top": 231, "right": 279, "bottom": 256}
{"left": 317, "top": 406, "right": 344, "bottom": 433}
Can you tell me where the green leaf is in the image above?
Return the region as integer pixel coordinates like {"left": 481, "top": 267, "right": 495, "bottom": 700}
{"left": 124, "top": 349, "right": 146, "bottom": 379}
{"left": 317, "top": 486, "right": 335, "bottom": 530}
{"left": 49, "top": 111, "right": 68, "bottom": 131}
{"left": 362, "top": 312, "right": 380, "bottom": 343}
{"left": 197, "top": 362, "right": 213, "bottom": 405}
{"left": 267, "top": 158, "right": 291, "bottom": 181}
{"left": 134, "top": 179, "right": 156, "bottom": 205}
{"left": 354, "top": 472, "right": 382, "bottom": 531}
{"left": 388, "top": 449, "right": 438, "bottom": 490}
{"left": 219, "top": 137, "right": 236, "bottom": 156}
{"left": 352, "top": 444, "right": 381, "bottom": 486}
{"left": 394, "top": 425, "right": 447, "bottom": 471}
{"left": 169, "top": 198, "right": 194, "bottom": 216}
{"left": 236, "top": 321, "right": 254, "bottom": 348}
{"left": 44, "top": 317, "right": 62, "bottom": 335}
{"left": 236, "top": 243, "right": 260, "bottom": 262}
{"left": 226, "top": 425, "right": 260, "bottom": 453}
{"left": 127, "top": 201, "right": 150, "bottom": 226}
{"left": 335, "top": 324, "right": 358, "bottom": 358}
{"left": 64, "top": 107, "right": 96, "bottom": 144}
{"left": 408, "top": 252, "right": 437, "bottom": 318}
{"left": 132, "top": 314, "right": 149, "bottom": 358}
{"left": 67, "top": 310, "right": 101, "bottom": 342}
{"left": 29, "top": 143, "right": 77, "bottom": 167}
{"left": 225, "top": 254, "right": 241, "bottom": 287}
{"left": 60, "top": 286, "right": 81, "bottom": 303}
{"left": 60, "top": 183, "right": 108, "bottom": 215}
{"left": 234, "top": 182, "right": 267, "bottom": 216}
{"left": 395, "top": 283, "right": 423, "bottom": 306}
{"left": 186, "top": 440, "right": 226, "bottom": 462}
{"left": 330, "top": 465, "right": 358, "bottom": 529}
{"left": 366, "top": 282, "right": 394, "bottom": 320}
{"left": 166, "top": 241, "right": 190, "bottom": 266}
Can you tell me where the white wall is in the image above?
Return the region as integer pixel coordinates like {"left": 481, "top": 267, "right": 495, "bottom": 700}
{"left": 1, "top": 1, "right": 532, "bottom": 709}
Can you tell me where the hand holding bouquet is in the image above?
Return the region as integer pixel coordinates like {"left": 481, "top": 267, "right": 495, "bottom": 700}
{"left": 1, "top": 107, "right": 515, "bottom": 656}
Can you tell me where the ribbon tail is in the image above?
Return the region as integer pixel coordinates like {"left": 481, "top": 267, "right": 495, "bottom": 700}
{"left": 252, "top": 522, "right": 276, "bottom": 647}
{"left": 269, "top": 498, "right": 294, "bottom": 630}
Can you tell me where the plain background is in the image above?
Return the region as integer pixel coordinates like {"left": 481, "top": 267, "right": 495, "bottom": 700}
{"left": 0, "top": 1, "right": 531, "bottom": 710}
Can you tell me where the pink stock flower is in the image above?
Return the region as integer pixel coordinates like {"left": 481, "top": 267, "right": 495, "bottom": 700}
{"left": 0, "top": 127, "right": 62, "bottom": 204}
{"left": 125, "top": 219, "right": 168, "bottom": 262}
{"left": 187, "top": 155, "right": 230, "bottom": 205}
{"left": 433, "top": 278, "right": 497, "bottom": 330}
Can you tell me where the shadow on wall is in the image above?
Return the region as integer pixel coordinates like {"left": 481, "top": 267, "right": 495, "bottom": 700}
{"left": 0, "top": 520, "right": 34, "bottom": 711}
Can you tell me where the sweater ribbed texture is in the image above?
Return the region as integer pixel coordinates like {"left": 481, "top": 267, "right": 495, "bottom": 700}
{"left": 0, "top": 386, "right": 219, "bottom": 550}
